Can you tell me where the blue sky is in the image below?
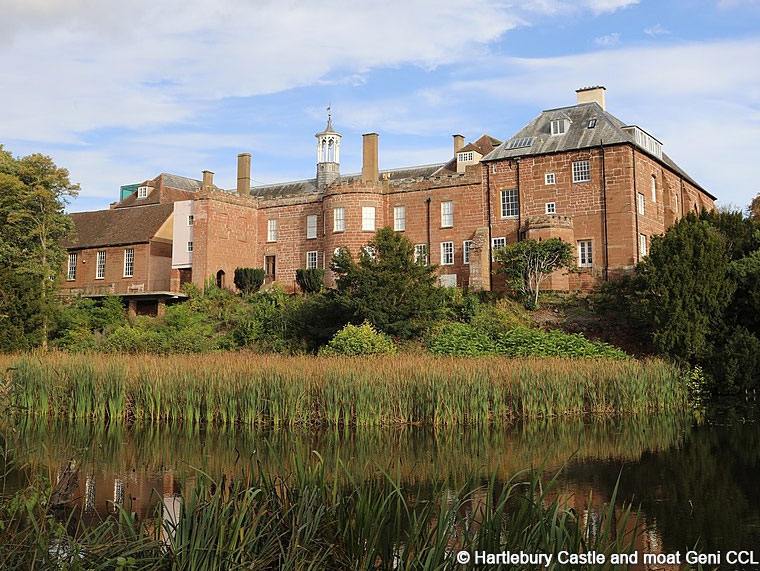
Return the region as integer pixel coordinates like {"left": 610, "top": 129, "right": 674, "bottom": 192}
{"left": 1, "top": 0, "right": 759, "bottom": 212}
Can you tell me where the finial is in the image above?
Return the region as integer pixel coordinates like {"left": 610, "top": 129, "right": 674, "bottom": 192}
{"left": 327, "top": 104, "right": 331, "bottom": 121}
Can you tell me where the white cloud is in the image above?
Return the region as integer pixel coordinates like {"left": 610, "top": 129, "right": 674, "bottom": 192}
{"left": 644, "top": 24, "right": 670, "bottom": 37}
{"left": 584, "top": 0, "right": 640, "bottom": 14}
{"left": 595, "top": 33, "right": 621, "bottom": 47}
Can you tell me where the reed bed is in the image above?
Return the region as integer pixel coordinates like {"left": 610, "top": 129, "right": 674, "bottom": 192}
{"left": 5, "top": 352, "right": 688, "bottom": 426}
{"left": 1, "top": 457, "right": 644, "bottom": 571}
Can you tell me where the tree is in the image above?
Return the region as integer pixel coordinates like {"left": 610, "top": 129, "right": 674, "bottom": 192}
{"left": 0, "top": 145, "right": 78, "bottom": 350}
{"left": 331, "top": 227, "right": 445, "bottom": 338}
{"left": 492, "top": 238, "right": 574, "bottom": 308}
{"left": 633, "top": 215, "right": 735, "bottom": 364}
{"left": 295, "top": 268, "right": 324, "bottom": 294}
{"left": 749, "top": 192, "right": 760, "bottom": 222}
{"left": 233, "top": 268, "right": 265, "bottom": 294}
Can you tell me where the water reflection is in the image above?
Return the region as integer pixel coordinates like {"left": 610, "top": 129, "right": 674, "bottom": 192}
{"left": 4, "top": 412, "right": 759, "bottom": 561}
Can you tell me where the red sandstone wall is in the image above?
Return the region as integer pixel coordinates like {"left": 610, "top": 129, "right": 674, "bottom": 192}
{"left": 61, "top": 243, "right": 152, "bottom": 293}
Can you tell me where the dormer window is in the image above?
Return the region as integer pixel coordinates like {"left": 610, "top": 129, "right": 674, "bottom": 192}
{"left": 457, "top": 151, "right": 474, "bottom": 163}
{"left": 550, "top": 119, "right": 569, "bottom": 136}
{"left": 588, "top": 118, "right": 597, "bottom": 129}
{"left": 137, "top": 186, "right": 149, "bottom": 198}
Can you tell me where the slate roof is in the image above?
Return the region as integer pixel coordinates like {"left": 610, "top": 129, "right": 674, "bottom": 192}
{"left": 115, "top": 186, "right": 195, "bottom": 208}
{"left": 248, "top": 164, "right": 445, "bottom": 199}
{"left": 436, "top": 134, "right": 502, "bottom": 174}
{"left": 483, "top": 102, "right": 714, "bottom": 199}
{"left": 63, "top": 204, "right": 174, "bottom": 249}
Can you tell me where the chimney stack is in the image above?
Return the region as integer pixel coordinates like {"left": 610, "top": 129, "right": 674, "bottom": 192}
{"left": 202, "top": 170, "right": 214, "bottom": 191}
{"left": 576, "top": 86, "right": 606, "bottom": 111}
{"left": 361, "top": 133, "right": 379, "bottom": 183}
{"left": 237, "top": 153, "right": 251, "bottom": 196}
{"left": 453, "top": 134, "right": 465, "bottom": 154}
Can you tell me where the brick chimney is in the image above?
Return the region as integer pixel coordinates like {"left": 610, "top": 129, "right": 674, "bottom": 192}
{"left": 237, "top": 153, "right": 251, "bottom": 196}
{"left": 453, "top": 134, "right": 465, "bottom": 154}
{"left": 361, "top": 133, "right": 379, "bottom": 183}
{"left": 576, "top": 86, "right": 606, "bottom": 111}
{"left": 202, "top": 170, "right": 214, "bottom": 191}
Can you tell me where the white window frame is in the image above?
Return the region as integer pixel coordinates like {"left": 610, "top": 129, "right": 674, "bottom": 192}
{"left": 545, "top": 173, "right": 556, "bottom": 185}
{"left": 492, "top": 237, "right": 506, "bottom": 250}
{"left": 186, "top": 241, "right": 193, "bottom": 253}
{"left": 463, "top": 240, "right": 473, "bottom": 264}
{"left": 137, "top": 186, "right": 148, "bottom": 199}
{"left": 551, "top": 119, "right": 567, "bottom": 136}
{"left": 123, "top": 248, "right": 134, "bottom": 278}
{"left": 441, "top": 201, "right": 453, "bottom": 228}
{"left": 306, "top": 250, "right": 318, "bottom": 269}
{"left": 306, "top": 215, "right": 318, "bottom": 239}
{"left": 545, "top": 202, "right": 556, "bottom": 215}
{"left": 500, "top": 189, "right": 519, "bottom": 218}
{"left": 362, "top": 206, "right": 375, "bottom": 232}
{"left": 572, "top": 160, "right": 591, "bottom": 183}
{"left": 333, "top": 207, "right": 345, "bottom": 232}
{"left": 363, "top": 245, "right": 376, "bottom": 260}
{"left": 637, "top": 193, "right": 645, "bottom": 215}
{"left": 639, "top": 234, "right": 647, "bottom": 257}
{"left": 187, "top": 214, "right": 194, "bottom": 226}
{"left": 393, "top": 205, "right": 406, "bottom": 231}
{"left": 578, "top": 240, "right": 593, "bottom": 268}
{"left": 440, "top": 241, "right": 454, "bottom": 266}
{"left": 674, "top": 193, "right": 679, "bottom": 214}
{"left": 457, "top": 151, "right": 474, "bottom": 162}
{"left": 414, "top": 244, "right": 428, "bottom": 264}
{"left": 267, "top": 219, "right": 278, "bottom": 242}
{"left": 96, "top": 250, "right": 106, "bottom": 279}
{"left": 67, "top": 252, "right": 77, "bottom": 281}
{"left": 651, "top": 175, "right": 657, "bottom": 202}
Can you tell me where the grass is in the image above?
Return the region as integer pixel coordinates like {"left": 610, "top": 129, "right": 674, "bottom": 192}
{"left": 4, "top": 352, "right": 688, "bottom": 427}
{"left": 0, "top": 455, "right": 645, "bottom": 571}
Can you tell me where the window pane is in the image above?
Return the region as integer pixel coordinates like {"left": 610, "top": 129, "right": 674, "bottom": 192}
{"left": 463, "top": 241, "right": 472, "bottom": 264}
{"left": 441, "top": 201, "right": 453, "bottom": 227}
{"left": 394, "top": 206, "right": 406, "bottom": 231}
{"left": 572, "top": 161, "right": 591, "bottom": 183}
{"left": 267, "top": 219, "right": 278, "bottom": 241}
{"left": 123, "top": 248, "right": 134, "bottom": 277}
{"left": 362, "top": 206, "right": 375, "bottom": 231}
{"left": 334, "top": 208, "right": 345, "bottom": 232}
{"left": 67, "top": 253, "right": 77, "bottom": 280}
{"left": 500, "top": 190, "right": 518, "bottom": 218}
{"left": 440, "top": 242, "right": 454, "bottom": 265}
{"left": 96, "top": 251, "right": 106, "bottom": 279}
{"left": 307, "top": 215, "right": 317, "bottom": 239}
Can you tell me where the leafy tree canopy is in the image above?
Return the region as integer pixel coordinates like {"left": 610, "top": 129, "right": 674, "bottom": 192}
{"left": 331, "top": 227, "right": 445, "bottom": 338}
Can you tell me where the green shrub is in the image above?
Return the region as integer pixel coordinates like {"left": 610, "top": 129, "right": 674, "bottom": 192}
{"left": 233, "top": 268, "right": 265, "bottom": 294}
{"left": 295, "top": 268, "right": 325, "bottom": 294}
{"left": 425, "top": 323, "right": 497, "bottom": 356}
{"left": 320, "top": 322, "right": 397, "bottom": 356}
{"left": 103, "top": 324, "right": 167, "bottom": 354}
{"left": 471, "top": 297, "right": 531, "bottom": 335}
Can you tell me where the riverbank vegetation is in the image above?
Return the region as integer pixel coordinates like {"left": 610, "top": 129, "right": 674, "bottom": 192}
{"left": 5, "top": 353, "right": 687, "bottom": 426}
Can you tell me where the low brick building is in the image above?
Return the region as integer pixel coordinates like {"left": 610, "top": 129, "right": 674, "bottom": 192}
{"left": 62, "top": 86, "right": 716, "bottom": 305}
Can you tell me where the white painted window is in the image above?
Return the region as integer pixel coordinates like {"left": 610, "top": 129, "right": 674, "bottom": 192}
{"left": 651, "top": 175, "right": 657, "bottom": 202}
{"left": 545, "top": 173, "right": 556, "bottom": 185}
{"left": 333, "top": 207, "right": 345, "bottom": 232}
{"left": 137, "top": 186, "right": 148, "bottom": 198}
{"left": 394, "top": 205, "right": 406, "bottom": 231}
{"left": 306, "top": 251, "right": 318, "bottom": 269}
{"left": 187, "top": 215, "right": 194, "bottom": 226}
{"left": 186, "top": 241, "right": 193, "bottom": 253}
{"left": 440, "top": 241, "right": 454, "bottom": 265}
{"left": 362, "top": 206, "right": 375, "bottom": 231}
{"left": 639, "top": 234, "right": 647, "bottom": 257}
{"left": 492, "top": 237, "right": 506, "bottom": 250}
{"left": 441, "top": 201, "right": 453, "bottom": 228}
{"left": 463, "top": 240, "right": 473, "bottom": 264}
{"left": 546, "top": 202, "right": 556, "bottom": 214}
{"left": 674, "top": 193, "right": 679, "bottom": 213}
{"left": 306, "top": 215, "right": 317, "bottom": 239}
{"left": 500, "top": 189, "right": 518, "bottom": 218}
{"left": 67, "top": 252, "right": 77, "bottom": 281}
{"left": 267, "top": 219, "right": 278, "bottom": 242}
{"left": 123, "top": 248, "right": 134, "bottom": 277}
{"left": 551, "top": 119, "right": 568, "bottom": 136}
{"left": 637, "top": 193, "right": 645, "bottom": 215}
{"left": 414, "top": 244, "right": 428, "bottom": 264}
{"left": 578, "top": 240, "right": 592, "bottom": 268}
{"left": 492, "top": 164, "right": 497, "bottom": 174}
{"left": 457, "top": 151, "right": 474, "bottom": 162}
{"left": 96, "top": 251, "right": 106, "bottom": 279}
{"left": 572, "top": 160, "right": 591, "bottom": 183}
{"left": 363, "top": 245, "right": 376, "bottom": 260}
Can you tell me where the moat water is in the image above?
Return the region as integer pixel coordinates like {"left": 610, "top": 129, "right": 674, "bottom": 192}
{"left": 3, "top": 408, "right": 760, "bottom": 557}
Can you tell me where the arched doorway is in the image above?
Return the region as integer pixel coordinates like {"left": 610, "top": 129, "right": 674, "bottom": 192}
{"left": 216, "top": 270, "right": 225, "bottom": 289}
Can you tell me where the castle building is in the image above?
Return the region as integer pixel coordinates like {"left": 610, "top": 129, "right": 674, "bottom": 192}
{"left": 61, "top": 87, "right": 716, "bottom": 314}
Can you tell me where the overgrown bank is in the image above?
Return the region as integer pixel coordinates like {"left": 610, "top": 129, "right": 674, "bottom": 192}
{"left": 6, "top": 353, "right": 688, "bottom": 426}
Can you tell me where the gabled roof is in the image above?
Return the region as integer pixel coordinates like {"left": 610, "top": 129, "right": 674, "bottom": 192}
{"left": 458, "top": 134, "right": 503, "bottom": 156}
{"left": 63, "top": 204, "right": 174, "bottom": 249}
{"left": 483, "top": 103, "right": 714, "bottom": 199}
{"left": 115, "top": 185, "right": 195, "bottom": 208}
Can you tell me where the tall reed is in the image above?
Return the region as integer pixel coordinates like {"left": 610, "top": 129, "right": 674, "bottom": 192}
{"left": 6, "top": 353, "right": 688, "bottom": 426}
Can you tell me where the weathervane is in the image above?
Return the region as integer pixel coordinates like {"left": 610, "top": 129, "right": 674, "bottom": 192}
{"left": 327, "top": 104, "right": 331, "bottom": 121}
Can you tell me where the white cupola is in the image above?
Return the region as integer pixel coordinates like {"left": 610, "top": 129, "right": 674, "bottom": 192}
{"left": 315, "top": 107, "right": 341, "bottom": 189}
